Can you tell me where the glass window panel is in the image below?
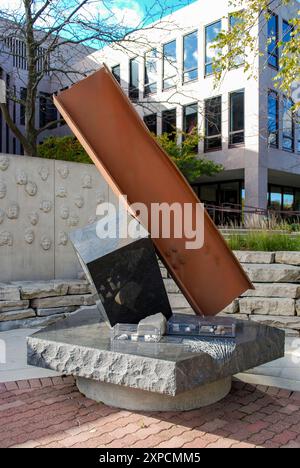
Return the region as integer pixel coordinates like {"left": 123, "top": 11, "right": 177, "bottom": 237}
{"left": 162, "top": 108, "right": 177, "bottom": 141}
{"left": 283, "top": 189, "right": 294, "bottom": 211}
{"left": 144, "top": 113, "right": 157, "bottom": 135}
{"left": 283, "top": 20, "right": 293, "bottom": 43}
{"left": 268, "top": 90, "right": 279, "bottom": 148}
{"left": 163, "top": 40, "right": 177, "bottom": 90}
{"left": 20, "top": 87, "right": 27, "bottom": 125}
{"left": 283, "top": 96, "right": 294, "bottom": 152}
{"left": 229, "top": 90, "right": 245, "bottom": 145}
{"left": 269, "top": 186, "right": 282, "bottom": 210}
{"left": 200, "top": 185, "right": 218, "bottom": 203}
{"left": 204, "top": 96, "right": 222, "bottom": 151}
{"left": 229, "top": 13, "right": 244, "bottom": 66}
{"left": 268, "top": 13, "right": 279, "bottom": 68}
{"left": 183, "top": 31, "right": 198, "bottom": 83}
{"left": 144, "top": 49, "right": 157, "bottom": 96}
{"left": 129, "top": 58, "right": 139, "bottom": 100}
{"left": 205, "top": 20, "right": 221, "bottom": 76}
{"left": 295, "top": 191, "right": 300, "bottom": 211}
{"left": 183, "top": 103, "right": 198, "bottom": 134}
{"left": 112, "top": 65, "right": 121, "bottom": 84}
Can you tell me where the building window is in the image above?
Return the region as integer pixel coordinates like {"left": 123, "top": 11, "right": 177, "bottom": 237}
{"left": 183, "top": 31, "right": 198, "bottom": 83}
{"left": 144, "top": 49, "right": 158, "bottom": 97}
{"left": 20, "top": 88, "right": 27, "bottom": 126}
{"left": 162, "top": 108, "right": 177, "bottom": 140}
{"left": 282, "top": 19, "right": 293, "bottom": 43}
{"left": 144, "top": 114, "right": 157, "bottom": 135}
{"left": 163, "top": 40, "right": 177, "bottom": 90}
{"left": 183, "top": 103, "right": 198, "bottom": 151}
{"left": 229, "top": 90, "right": 245, "bottom": 146}
{"left": 129, "top": 58, "right": 139, "bottom": 100}
{"left": 112, "top": 65, "right": 121, "bottom": 84}
{"left": 229, "top": 13, "right": 244, "bottom": 67}
{"left": 204, "top": 96, "right": 222, "bottom": 152}
{"left": 205, "top": 20, "right": 221, "bottom": 76}
{"left": 268, "top": 12, "right": 279, "bottom": 69}
{"left": 268, "top": 90, "right": 279, "bottom": 148}
{"left": 39, "top": 93, "right": 57, "bottom": 128}
{"left": 282, "top": 96, "right": 294, "bottom": 152}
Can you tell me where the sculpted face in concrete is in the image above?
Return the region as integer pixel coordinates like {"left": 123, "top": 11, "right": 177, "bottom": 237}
{"left": 58, "top": 165, "right": 69, "bottom": 179}
{"left": 0, "top": 180, "right": 7, "bottom": 199}
{"left": 56, "top": 186, "right": 67, "bottom": 198}
{"left": 0, "top": 231, "right": 13, "bottom": 246}
{"left": 25, "top": 181, "right": 38, "bottom": 197}
{"left": 74, "top": 195, "right": 84, "bottom": 208}
{"left": 40, "top": 200, "right": 52, "bottom": 213}
{"left": 6, "top": 203, "right": 20, "bottom": 220}
{"left": 58, "top": 231, "right": 68, "bottom": 246}
{"left": 68, "top": 214, "right": 79, "bottom": 227}
{"left": 41, "top": 236, "right": 52, "bottom": 251}
{"left": 82, "top": 174, "right": 92, "bottom": 189}
{"left": 38, "top": 166, "right": 49, "bottom": 181}
{"left": 15, "top": 170, "right": 28, "bottom": 186}
{"left": 24, "top": 228, "right": 35, "bottom": 244}
{"left": 0, "top": 209, "right": 4, "bottom": 224}
{"left": 28, "top": 211, "right": 39, "bottom": 226}
{"left": 60, "top": 206, "right": 70, "bottom": 220}
{"left": 0, "top": 156, "right": 9, "bottom": 171}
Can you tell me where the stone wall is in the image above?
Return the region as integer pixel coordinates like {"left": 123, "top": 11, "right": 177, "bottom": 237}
{"left": 1, "top": 252, "right": 300, "bottom": 335}
{"left": 0, "top": 154, "right": 107, "bottom": 282}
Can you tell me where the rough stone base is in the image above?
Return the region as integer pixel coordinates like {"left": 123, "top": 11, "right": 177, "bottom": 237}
{"left": 76, "top": 377, "right": 232, "bottom": 412}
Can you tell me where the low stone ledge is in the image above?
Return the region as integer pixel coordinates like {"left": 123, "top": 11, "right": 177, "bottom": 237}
{"left": 36, "top": 306, "right": 77, "bottom": 317}
{"left": 249, "top": 315, "right": 300, "bottom": 333}
{"left": 0, "top": 309, "right": 35, "bottom": 322}
{"left": 242, "top": 283, "right": 300, "bottom": 299}
{"left": 0, "top": 284, "right": 20, "bottom": 301}
{"left": 243, "top": 264, "right": 300, "bottom": 283}
{"left": 31, "top": 294, "right": 96, "bottom": 309}
{"left": 14, "top": 281, "right": 69, "bottom": 300}
{"left": 164, "top": 279, "right": 180, "bottom": 294}
{"left": 234, "top": 251, "right": 275, "bottom": 264}
{"left": 295, "top": 300, "right": 300, "bottom": 317}
{"left": 239, "top": 297, "right": 295, "bottom": 316}
{"left": 275, "top": 252, "right": 300, "bottom": 266}
{"left": 221, "top": 300, "right": 239, "bottom": 314}
{"left": 0, "top": 300, "right": 29, "bottom": 312}
{"left": 66, "top": 281, "right": 93, "bottom": 295}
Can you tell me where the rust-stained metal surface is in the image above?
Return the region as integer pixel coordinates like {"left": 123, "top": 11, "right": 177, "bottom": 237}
{"left": 54, "top": 67, "right": 253, "bottom": 317}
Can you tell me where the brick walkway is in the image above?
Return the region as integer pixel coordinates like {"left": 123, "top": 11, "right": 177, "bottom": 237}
{"left": 0, "top": 377, "right": 300, "bottom": 448}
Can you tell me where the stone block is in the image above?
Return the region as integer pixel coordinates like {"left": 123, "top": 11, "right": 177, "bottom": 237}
{"left": 31, "top": 294, "right": 95, "bottom": 309}
{"left": 249, "top": 315, "right": 300, "bottom": 331}
{"left": 275, "top": 252, "right": 300, "bottom": 266}
{"left": 295, "top": 300, "right": 300, "bottom": 316}
{"left": 36, "top": 306, "right": 77, "bottom": 317}
{"left": 164, "top": 279, "right": 180, "bottom": 294}
{"left": 242, "top": 283, "right": 300, "bottom": 299}
{"left": 234, "top": 251, "right": 275, "bottom": 264}
{"left": 168, "top": 294, "right": 190, "bottom": 309}
{"left": 239, "top": 297, "right": 295, "bottom": 316}
{"left": 66, "top": 280, "right": 93, "bottom": 295}
{"left": 0, "top": 284, "right": 20, "bottom": 301}
{"left": 0, "top": 309, "right": 35, "bottom": 322}
{"left": 16, "top": 281, "right": 69, "bottom": 299}
{"left": 0, "top": 313, "right": 65, "bottom": 332}
{"left": 222, "top": 300, "right": 239, "bottom": 314}
{"left": 243, "top": 264, "right": 300, "bottom": 283}
{"left": 0, "top": 300, "right": 29, "bottom": 312}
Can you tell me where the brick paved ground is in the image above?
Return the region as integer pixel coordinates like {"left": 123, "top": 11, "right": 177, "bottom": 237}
{"left": 0, "top": 377, "right": 300, "bottom": 448}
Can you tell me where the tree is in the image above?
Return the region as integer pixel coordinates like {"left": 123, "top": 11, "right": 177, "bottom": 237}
{"left": 213, "top": 0, "right": 300, "bottom": 105}
{"left": 155, "top": 130, "right": 223, "bottom": 183}
{"left": 0, "top": 0, "right": 177, "bottom": 156}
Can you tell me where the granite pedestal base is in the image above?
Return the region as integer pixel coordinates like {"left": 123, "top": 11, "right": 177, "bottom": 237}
{"left": 76, "top": 376, "right": 232, "bottom": 411}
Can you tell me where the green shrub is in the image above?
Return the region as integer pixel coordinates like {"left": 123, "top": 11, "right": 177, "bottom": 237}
{"left": 227, "top": 231, "right": 300, "bottom": 251}
{"left": 38, "top": 136, "right": 92, "bottom": 164}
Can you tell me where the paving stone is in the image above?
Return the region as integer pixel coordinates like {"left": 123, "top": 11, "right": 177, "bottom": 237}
{"left": 31, "top": 294, "right": 96, "bottom": 309}
{"left": 0, "top": 300, "right": 29, "bottom": 312}
{"left": 275, "top": 252, "right": 300, "bottom": 266}
{"left": 36, "top": 306, "right": 77, "bottom": 317}
{"left": 239, "top": 297, "right": 295, "bottom": 316}
{"left": 243, "top": 264, "right": 300, "bottom": 283}
{"left": 0, "top": 309, "right": 35, "bottom": 322}
{"left": 242, "top": 283, "right": 300, "bottom": 299}
{"left": 234, "top": 251, "right": 275, "bottom": 264}
{"left": 0, "top": 284, "right": 20, "bottom": 301}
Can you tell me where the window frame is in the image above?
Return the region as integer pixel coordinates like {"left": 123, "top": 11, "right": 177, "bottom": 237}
{"left": 182, "top": 30, "right": 198, "bottom": 84}
{"left": 204, "top": 19, "right": 222, "bottom": 77}
{"left": 144, "top": 48, "right": 158, "bottom": 97}
{"left": 162, "top": 39, "right": 177, "bottom": 91}
{"left": 282, "top": 95, "right": 295, "bottom": 153}
{"left": 268, "top": 89, "right": 279, "bottom": 149}
{"left": 129, "top": 57, "right": 140, "bottom": 101}
{"left": 229, "top": 89, "right": 245, "bottom": 147}
{"left": 204, "top": 95, "right": 222, "bottom": 152}
{"left": 143, "top": 113, "right": 158, "bottom": 135}
{"left": 267, "top": 11, "right": 279, "bottom": 70}
{"left": 162, "top": 108, "right": 177, "bottom": 141}
{"left": 112, "top": 64, "right": 121, "bottom": 84}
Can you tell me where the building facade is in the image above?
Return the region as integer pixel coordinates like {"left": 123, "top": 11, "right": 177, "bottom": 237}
{"left": 79, "top": 0, "right": 300, "bottom": 218}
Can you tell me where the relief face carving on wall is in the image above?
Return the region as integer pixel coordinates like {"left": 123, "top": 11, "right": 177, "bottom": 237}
{"left": 0, "top": 209, "right": 4, "bottom": 224}
{"left": 40, "top": 236, "right": 52, "bottom": 251}
{"left": 15, "top": 170, "right": 28, "bottom": 186}
{"left": 60, "top": 205, "right": 70, "bottom": 220}
{"left": 74, "top": 195, "right": 84, "bottom": 208}
{"left": 58, "top": 165, "right": 69, "bottom": 179}
{"left": 68, "top": 214, "right": 79, "bottom": 227}
{"left": 6, "top": 203, "right": 20, "bottom": 220}
{"left": 0, "top": 231, "right": 13, "bottom": 246}
{"left": 58, "top": 231, "right": 68, "bottom": 246}
{"left": 0, "top": 180, "right": 7, "bottom": 199}
{"left": 40, "top": 200, "right": 52, "bottom": 213}
{"left": 81, "top": 174, "right": 92, "bottom": 189}
{"left": 25, "top": 181, "right": 38, "bottom": 197}
{"left": 38, "top": 166, "right": 49, "bottom": 181}
{"left": 24, "top": 228, "right": 35, "bottom": 244}
{"left": 0, "top": 156, "right": 10, "bottom": 171}
{"left": 28, "top": 211, "right": 39, "bottom": 226}
{"left": 56, "top": 186, "right": 67, "bottom": 198}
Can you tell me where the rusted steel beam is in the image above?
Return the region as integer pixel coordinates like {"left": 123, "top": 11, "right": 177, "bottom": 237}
{"left": 54, "top": 66, "right": 253, "bottom": 316}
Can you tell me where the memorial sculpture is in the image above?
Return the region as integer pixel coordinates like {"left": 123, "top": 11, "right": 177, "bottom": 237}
{"left": 28, "top": 67, "right": 285, "bottom": 411}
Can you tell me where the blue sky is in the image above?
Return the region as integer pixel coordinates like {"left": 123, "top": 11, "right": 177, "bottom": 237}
{"left": 136, "top": 0, "right": 197, "bottom": 22}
